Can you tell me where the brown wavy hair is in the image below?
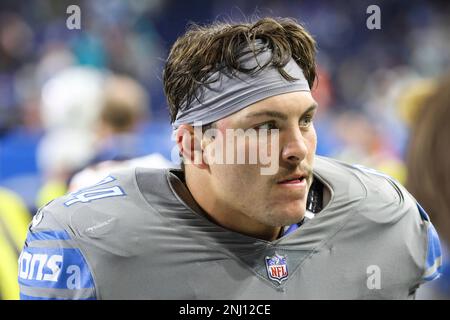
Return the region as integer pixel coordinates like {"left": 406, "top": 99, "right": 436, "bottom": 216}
{"left": 163, "top": 17, "right": 317, "bottom": 123}
{"left": 406, "top": 72, "right": 450, "bottom": 245}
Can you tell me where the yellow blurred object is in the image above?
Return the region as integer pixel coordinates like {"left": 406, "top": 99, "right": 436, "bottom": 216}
{"left": 0, "top": 188, "right": 32, "bottom": 300}
{"left": 397, "top": 79, "right": 437, "bottom": 127}
{"left": 376, "top": 158, "right": 407, "bottom": 185}
{"left": 35, "top": 180, "right": 67, "bottom": 209}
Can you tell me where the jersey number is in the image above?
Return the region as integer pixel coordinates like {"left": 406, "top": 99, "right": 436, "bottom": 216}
{"left": 64, "top": 176, "right": 125, "bottom": 207}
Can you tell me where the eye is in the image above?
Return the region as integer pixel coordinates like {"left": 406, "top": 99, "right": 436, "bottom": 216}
{"left": 299, "top": 115, "right": 313, "bottom": 128}
{"left": 254, "top": 121, "right": 278, "bottom": 131}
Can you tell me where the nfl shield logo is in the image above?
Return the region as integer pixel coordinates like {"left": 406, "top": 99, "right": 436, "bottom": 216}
{"left": 265, "top": 253, "right": 288, "bottom": 284}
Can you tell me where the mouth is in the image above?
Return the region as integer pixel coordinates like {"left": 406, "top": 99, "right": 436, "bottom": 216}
{"left": 277, "top": 174, "right": 308, "bottom": 185}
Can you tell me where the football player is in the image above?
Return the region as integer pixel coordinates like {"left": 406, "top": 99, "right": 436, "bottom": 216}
{"left": 18, "top": 17, "right": 441, "bottom": 299}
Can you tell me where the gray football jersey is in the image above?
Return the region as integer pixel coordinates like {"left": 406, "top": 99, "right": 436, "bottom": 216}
{"left": 18, "top": 156, "right": 442, "bottom": 299}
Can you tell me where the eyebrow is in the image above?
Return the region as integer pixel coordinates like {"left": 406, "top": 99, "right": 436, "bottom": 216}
{"left": 246, "top": 103, "right": 318, "bottom": 121}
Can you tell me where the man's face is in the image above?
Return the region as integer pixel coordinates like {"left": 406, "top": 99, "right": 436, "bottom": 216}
{"left": 203, "top": 91, "right": 318, "bottom": 229}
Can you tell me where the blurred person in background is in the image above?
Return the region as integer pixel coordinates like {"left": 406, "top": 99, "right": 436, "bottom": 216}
{"left": 35, "top": 66, "right": 106, "bottom": 207}
{"left": 68, "top": 74, "right": 172, "bottom": 191}
{"left": 402, "top": 73, "right": 450, "bottom": 299}
{"left": 90, "top": 74, "right": 150, "bottom": 164}
{"left": 36, "top": 68, "right": 172, "bottom": 205}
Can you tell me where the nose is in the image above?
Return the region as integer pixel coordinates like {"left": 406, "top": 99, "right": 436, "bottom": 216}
{"left": 281, "top": 128, "right": 308, "bottom": 166}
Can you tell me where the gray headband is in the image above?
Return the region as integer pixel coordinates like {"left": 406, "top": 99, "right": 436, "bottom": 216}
{"left": 172, "top": 40, "right": 311, "bottom": 129}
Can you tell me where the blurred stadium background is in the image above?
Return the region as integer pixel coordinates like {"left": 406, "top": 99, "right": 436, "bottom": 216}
{"left": 1, "top": 0, "right": 449, "bottom": 299}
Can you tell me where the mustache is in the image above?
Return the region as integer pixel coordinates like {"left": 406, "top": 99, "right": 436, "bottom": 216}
{"left": 273, "top": 163, "right": 314, "bottom": 183}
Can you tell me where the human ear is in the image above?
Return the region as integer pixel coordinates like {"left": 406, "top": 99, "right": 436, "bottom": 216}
{"left": 175, "top": 124, "right": 208, "bottom": 169}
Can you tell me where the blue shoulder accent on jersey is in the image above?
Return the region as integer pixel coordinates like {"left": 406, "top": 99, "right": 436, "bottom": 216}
{"left": 417, "top": 202, "right": 430, "bottom": 222}
{"left": 417, "top": 203, "right": 443, "bottom": 282}
{"left": 19, "top": 229, "right": 96, "bottom": 299}
{"left": 26, "top": 230, "right": 71, "bottom": 243}
{"left": 19, "top": 293, "right": 96, "bottom": 300}
{"left": 18, "top": 247, "right": 95, "bottom": 289}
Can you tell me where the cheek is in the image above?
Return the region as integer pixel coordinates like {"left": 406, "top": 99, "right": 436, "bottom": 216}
{"left": 248, "top": 132, "right": 280, "bottom": 164}
{"left": 211, "top": 164, "right": 265, "bottom": 195}
{"left": 306, "top": 127, "right": 317, "bottom": 156}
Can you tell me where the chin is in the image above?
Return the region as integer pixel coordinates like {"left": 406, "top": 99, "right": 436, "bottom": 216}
{"left": 281, "top": 202, "right": 306, "bottom": 221}
{"left": 261, "top": 210, "right": 304, "bottom": 227}
{"left": 285, "top": 210, "right": 306, "bottom": 224}
{"left": 258, "top": 199, "right": 307, "bottom": 226}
